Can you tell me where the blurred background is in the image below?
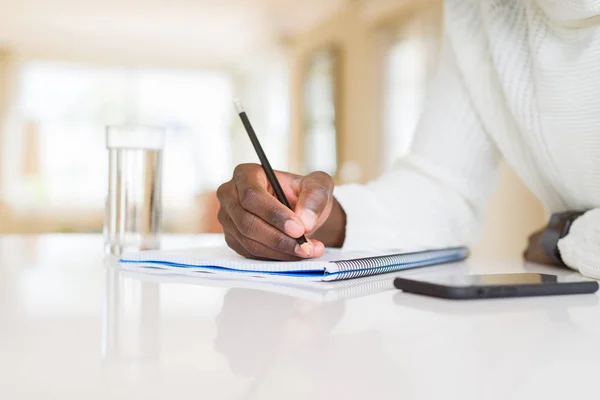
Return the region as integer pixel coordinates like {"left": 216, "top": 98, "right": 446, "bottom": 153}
{"left": 0, "top": 0, "right": 546, "bottom": 259}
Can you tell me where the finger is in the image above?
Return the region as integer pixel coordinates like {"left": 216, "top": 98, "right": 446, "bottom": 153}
{"left": 218, "top": 183, "right": 310, "bottom": 258}
{"left": 308, "top": 240, "right": 326, "bottom": 258}
{"left": 217, "top": 192, "right": 312, "bottom": 257}
{"left": 224, "top": 232, "right": 253, "bottom": 259}
{"left": 217, "top": 204, "right": 242, "bottom": 238}
{"left": 221, "top": 209, "right": 326, "bottom": 260}
{"left": 225, "top": 232, "right": 306, "bottom": 262}
{"left": 220, "top": 211, "right": 311, "bottom": 260}
{"left": 294, "top": 171, "right": 334, "bottom": 232}
{"left": 233, "top": 174, "right": 305, "bottom": 239}
{"left": 236, "top": 235, "right": 307, "bottom": 261}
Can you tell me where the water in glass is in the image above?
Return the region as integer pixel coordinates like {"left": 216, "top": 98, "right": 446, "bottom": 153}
{"left": 105, "top": 126, "right": 164, "bottom": 255}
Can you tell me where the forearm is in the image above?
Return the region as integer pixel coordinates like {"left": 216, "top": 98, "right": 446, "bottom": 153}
{"left": 312, "top": 32, "right": 499, "bottom": 252}
{"left": 330, "top": 160, "right": 491, "bottom": 252}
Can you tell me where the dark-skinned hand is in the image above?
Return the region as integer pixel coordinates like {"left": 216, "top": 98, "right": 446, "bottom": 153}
{"left": 217, "top": 164, "right": 346, "bottom": 261}
{"left": 523, "top": 228, "right": 561, "bottom": 266}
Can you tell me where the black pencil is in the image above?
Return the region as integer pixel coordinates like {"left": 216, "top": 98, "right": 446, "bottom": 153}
{"left": 234, "top": 99, "right": 312, "bottom": 257}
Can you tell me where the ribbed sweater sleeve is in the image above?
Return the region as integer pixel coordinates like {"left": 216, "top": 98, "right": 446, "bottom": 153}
{"left": 335, "top": 34, "right": 501, "bottom": 252}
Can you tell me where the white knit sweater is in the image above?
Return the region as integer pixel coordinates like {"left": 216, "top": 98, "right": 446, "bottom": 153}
{"left": 335, "top": 0, "right": 600, "bottom": 279}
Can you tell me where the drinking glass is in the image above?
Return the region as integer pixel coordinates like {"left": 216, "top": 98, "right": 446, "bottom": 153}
{"left": 104, "top": 125, "right": 165, "bottom": 256}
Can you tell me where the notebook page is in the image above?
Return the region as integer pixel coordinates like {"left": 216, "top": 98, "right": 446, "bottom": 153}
{"left": 120, "top": 246, "right": 468, "bottom": 280}
{"left": 120, "top": 246, "right": 334, "bottom": 273}
{"left": 120, "top": 247, "right": 413, "bottom": 270}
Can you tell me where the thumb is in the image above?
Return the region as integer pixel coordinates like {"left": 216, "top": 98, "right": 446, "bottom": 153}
{"left": 295, "top": 171, "right": 334, "bottom": 232}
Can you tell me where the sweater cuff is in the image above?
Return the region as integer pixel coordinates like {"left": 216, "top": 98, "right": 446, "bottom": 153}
{"left": 558, "top": 209, "right": 600, "bottom": 279}
{"left": 333, "top": 184, "right": 403, "bottom": 252}
{"left": 334, "top": 184, "right": 374, "bottom": 251}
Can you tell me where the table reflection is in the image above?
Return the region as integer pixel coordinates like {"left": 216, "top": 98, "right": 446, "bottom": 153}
{"left": 213, "top": 288, "right": 401, "bottom": 399}
{"left": 214, "top": 289, "right": 345, "bottom": 378}
{"left": 101, "top": 266, "right": 406, "bottom": 399}
{"left": 102, "top": 264, "right": 161, "bottom": 362}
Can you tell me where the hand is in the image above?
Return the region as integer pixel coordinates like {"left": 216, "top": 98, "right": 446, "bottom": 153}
{"left": 217, "top": 164, "right": 346, "bottom": 260}
{"left": 523, "top": 228, "right": 560, "bottom": 266}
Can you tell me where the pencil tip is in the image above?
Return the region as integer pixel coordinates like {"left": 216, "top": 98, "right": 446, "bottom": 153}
{"left": 300, "top": 242, "right": 312, "bottom": 257}
{"left": 233, "top": 99, "right": 245, "bottom": 114}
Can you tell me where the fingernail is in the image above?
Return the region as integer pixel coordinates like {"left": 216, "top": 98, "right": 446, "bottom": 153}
{"left": 300, "top": 209, "right": 317, "bottom": 231}
{"left": 285, "top": 219, "right": 304, "bottom": 238}
{"left": 296, "top": 242, "right": 313, "bottom": 258}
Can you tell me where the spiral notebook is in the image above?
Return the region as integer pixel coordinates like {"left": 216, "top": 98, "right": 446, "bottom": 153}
{"left": 119, "top": 246, "right": 469, "bottom": 282}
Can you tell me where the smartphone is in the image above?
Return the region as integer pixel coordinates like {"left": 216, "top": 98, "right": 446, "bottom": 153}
{"left": 393, "top": 273, "right": 599, "bottom": 300}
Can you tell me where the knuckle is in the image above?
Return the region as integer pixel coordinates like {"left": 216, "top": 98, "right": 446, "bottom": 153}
{"left": 266, "top": 207, "right": 288, "bottom": 229}
{"left": 224, "top": 233, "right": 235, "bottom": 247}
{"left": 240, "top": 187, "right": 259, "bottom": 208}
{"left": 308, "top": 185, "right": 330, "bottom": 204}
{"left": 225, "top": 234, "right": 252, "bottom": 258}
{"left": 216, "top": 182, "right": 233, "bottom": 202}
{"left": 217, "top": 208, "right": 227, "bottom": 226}
{"left": 224, "top": 234, "right": 239, "bottom": 252}
{"left": 243, "top": 239, "right": 263, "bottom": 257}
{"left": 238, "top": 213, "right": 259, "bottom": 236}
{"left": 233, "top": 163, "right": 247, "bottom": 176}
{"left": 312, "top": 171, "right": 334, "bottom": 185}
{"left": 272, "top": 233, "right": 293, "bottom": 253}
{"left": 233, "top": 163, "right": 255, "bottom": 177}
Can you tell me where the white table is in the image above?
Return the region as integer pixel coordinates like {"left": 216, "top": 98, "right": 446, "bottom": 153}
{"left": 1, "top": 235, "right": 599, "bottom": 400}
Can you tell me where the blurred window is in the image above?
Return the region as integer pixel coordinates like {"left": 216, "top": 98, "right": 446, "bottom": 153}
{"left": 303, "top": 49, "right": 339, "bottom": 176}
{"left": 8, "top": 61, "right": 233, "bottom": 210}
{"left": 231, "top": 55, "right": 290, "bottom": 172}
{"left": 382, "top": 9, "right": 441, "bottom": 170}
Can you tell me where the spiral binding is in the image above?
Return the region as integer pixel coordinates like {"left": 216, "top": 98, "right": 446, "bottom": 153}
{"left": 330, "top": 247, "right": 469, "bottom": 280}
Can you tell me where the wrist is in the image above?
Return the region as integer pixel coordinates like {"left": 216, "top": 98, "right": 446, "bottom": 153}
{"left": 311, "top": 197, "right": 346, "bottom": 248}
{"left": 540, "top": 211, "right": 585, "bottom": 265}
